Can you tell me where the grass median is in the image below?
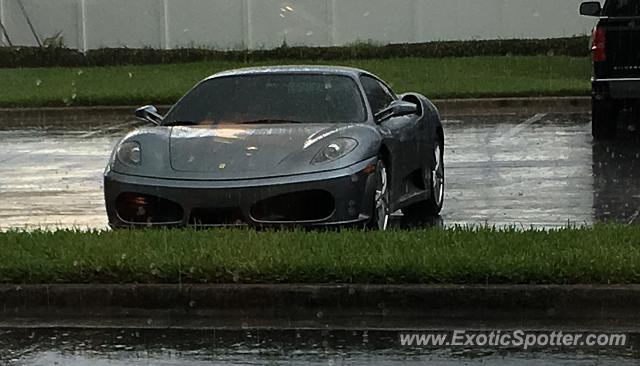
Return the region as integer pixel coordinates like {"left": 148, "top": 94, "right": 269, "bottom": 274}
{"left": 0, "top": 225, "right": 639, "bottom": 285}
{"left": 0, "top": 56, "right": 591, "bottom": 108}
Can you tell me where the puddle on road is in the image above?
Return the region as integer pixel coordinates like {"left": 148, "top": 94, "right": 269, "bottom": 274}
{"left": 0, "top": 127, "right": 123, "bottom": 230}
{"left": 1, "top": 328, "right": 639, "bottom": 366}
{"left": 0, "top": 114, "right": 639, "bottom": 230}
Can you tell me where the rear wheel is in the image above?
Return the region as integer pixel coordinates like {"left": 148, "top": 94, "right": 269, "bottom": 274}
{"left": 592, "top": 97, "right": 618, "bottom": 140}
{"left": 402, "top": 139, "right": 444, "bottom": 219}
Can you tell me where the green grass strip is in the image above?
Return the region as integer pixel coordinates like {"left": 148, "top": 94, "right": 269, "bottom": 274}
{"left": 0, "top": 56, "right": 591, "bottom": 108}
{"left": 1, "top": 225, "right": 639, "bottom": 285}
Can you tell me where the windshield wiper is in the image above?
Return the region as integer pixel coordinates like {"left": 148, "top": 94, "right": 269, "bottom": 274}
{"left": 242, "top": 119, "right": 303, "bottom": 125}
{"left": 163, "top": 120, "right": 198, "bottom": 126}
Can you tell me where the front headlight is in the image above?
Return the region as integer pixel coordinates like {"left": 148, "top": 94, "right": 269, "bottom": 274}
{"left": 311, "top": 137, "right": 358, "bottom": 164}
{"left": 116, "top": 141, "right": 141, "bottom": 166}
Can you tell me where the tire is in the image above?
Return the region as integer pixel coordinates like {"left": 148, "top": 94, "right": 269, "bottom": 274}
{"left": 402, "top": 138, "right": 445, "bottom": 219}
{"left": 367, "top": 158, "right": 391, "bottom": 230}
{"left": 592, "top": 97, "right": 617, "bottom": 140}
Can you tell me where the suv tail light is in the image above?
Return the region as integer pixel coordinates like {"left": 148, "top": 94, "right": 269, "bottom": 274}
{"left": 592, "top": 27, "right": 607, "bottom": 62}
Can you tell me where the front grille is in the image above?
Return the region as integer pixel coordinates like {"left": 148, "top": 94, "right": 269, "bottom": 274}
{"left": 116, "top": 193, "right": 183, "bottom": 223}
{"left": 250, "top": 190, "right": 335, "bottom": 222}
{"left": 189, "top": 207, "right": 245, "bottom": 226}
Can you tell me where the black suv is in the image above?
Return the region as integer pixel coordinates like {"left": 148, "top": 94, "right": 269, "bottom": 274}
{"left": 581, "top": 0, "right": 640, "bottom": 139}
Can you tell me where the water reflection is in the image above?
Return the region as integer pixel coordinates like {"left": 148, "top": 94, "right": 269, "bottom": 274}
{"left": 2, "top": 328, "right": 640, "bottom": 366}
{"left": 592, "top": 138, "right": 640, "bottom": 224}
{"left": 389, "top": 214, "right": 444, "bottom": 230}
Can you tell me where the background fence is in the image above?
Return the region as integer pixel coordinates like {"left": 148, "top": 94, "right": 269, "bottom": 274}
{"left": 0, "top": 0, "right": 599, "bottom": 51}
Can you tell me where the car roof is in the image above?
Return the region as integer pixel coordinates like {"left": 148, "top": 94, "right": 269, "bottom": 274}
{"left": 205, "top": 65, "right": 367, "bottom": 80}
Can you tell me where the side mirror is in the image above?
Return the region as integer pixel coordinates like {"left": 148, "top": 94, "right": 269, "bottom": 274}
{"left": 375, "top": 100, "right": 418, "bottom": 123}
{"left": 580, "top": 1, "right": 602, "bottom": 16}
{"left": 135, "top": 105, "right": 163, "bottom": 125}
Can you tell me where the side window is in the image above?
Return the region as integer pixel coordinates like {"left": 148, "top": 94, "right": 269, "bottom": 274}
{"left": 360, "top": 75, "right": 395, "bottom": 115}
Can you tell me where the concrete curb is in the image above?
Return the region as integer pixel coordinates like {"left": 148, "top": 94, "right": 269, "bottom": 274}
{"left": 1, "top": 284, "right": 638, "bottom": 329}
{"left": 0, "top": 97, "right": 590, "bottom": 127}
{"left": 435, "top": 96, "right": 590, "bottom": 117}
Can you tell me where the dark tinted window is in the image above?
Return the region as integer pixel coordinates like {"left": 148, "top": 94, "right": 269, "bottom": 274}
{"left": 360, "top": 75, "right": 396, "bottom": 115}
{"left": 604, "top": 0, "right": 640, "bottom": 16}
{"left": 164, "top": 74, "right": 366, "bottom": 125}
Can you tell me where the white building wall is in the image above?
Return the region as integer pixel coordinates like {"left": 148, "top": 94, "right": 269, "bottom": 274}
{"left": 0, "top": 0, "right": 600, "bottom": 51}
{"left": 84, "top": 0, "right": 163, "bottom": 48}
{"left": 3, "top": 0, "right": 81, "bottom": 48}
{"left": 167, "top": 0, "right": 245, "bottom": 49}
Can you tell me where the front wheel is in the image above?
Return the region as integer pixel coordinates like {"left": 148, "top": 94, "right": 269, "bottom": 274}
{"left": 402, "top": 139, "right": 445, "bottom": 219}
{"left": 368, "top": 159, "right": 390, "bottom": 230}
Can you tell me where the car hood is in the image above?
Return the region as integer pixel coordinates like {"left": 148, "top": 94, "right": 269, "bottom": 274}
{"left": 165, "top": 123, "right": 378, "bottom": 180}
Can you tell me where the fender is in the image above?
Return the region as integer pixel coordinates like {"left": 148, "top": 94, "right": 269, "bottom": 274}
{"left": 399, "top": 92, "right": 444, "bottom": 168}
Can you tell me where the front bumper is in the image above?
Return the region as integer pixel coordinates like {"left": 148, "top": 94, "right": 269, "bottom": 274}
{"left": 592, "top": 78, "right": 640, "bottom": 100}
{"left": 104, "top": 157, "right": 378, "bottom": 228}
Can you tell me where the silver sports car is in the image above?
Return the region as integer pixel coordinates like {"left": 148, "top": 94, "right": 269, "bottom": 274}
{"left": 104, "top": 66, "right": 444, "bottom": 230}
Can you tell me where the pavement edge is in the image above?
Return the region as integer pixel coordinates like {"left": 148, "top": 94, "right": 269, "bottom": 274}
{"left": 1, "top": 284, "right": 638, "bottom": 328}
{"left": 0, "top": 97, "right": 591, "bottom": 126}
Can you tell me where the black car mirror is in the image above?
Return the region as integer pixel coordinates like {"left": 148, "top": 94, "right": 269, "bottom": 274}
{"left": 580, "top": 1, "right": 602, "bottom": 16}
{"left": 375, "top": 100, "right": 419, "bottom": 123}
{"left": 135, "top": 105, "right": 163, "bottom": 125}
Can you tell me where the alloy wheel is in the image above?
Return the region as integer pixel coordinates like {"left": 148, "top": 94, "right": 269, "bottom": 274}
{"left": 431, "top": 144, "right": 445, "bottom": 208}
{"left": 374, "top": 161, "right": 390, "bottom": 230}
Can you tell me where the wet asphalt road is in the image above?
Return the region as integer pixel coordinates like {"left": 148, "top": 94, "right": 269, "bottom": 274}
{"left": 2, "top": 113, "right": 640, "bottom": 363}
{"left": 2, "top": 328, "right": 639, "bottom": 365}
{"left": 1, "top": 112, "right": 639, "bottom": 230}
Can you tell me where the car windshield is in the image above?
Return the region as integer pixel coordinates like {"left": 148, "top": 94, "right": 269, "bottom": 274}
{"left": 163, "top": 73, "right": 366, "bottom": 125}
{"left": 604, "top": 0, "right": 640, "bottom": 16}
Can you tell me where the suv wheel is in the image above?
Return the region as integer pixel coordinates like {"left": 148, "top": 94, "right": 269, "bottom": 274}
{"left": 592, "top": 97, "right": 617, "bottom": 140}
